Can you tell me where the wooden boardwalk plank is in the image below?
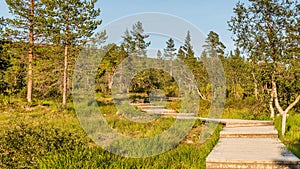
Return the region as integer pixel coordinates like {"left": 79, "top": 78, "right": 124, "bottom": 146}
{"left": 206, "top": 125, "right": 300, "bottom": 169}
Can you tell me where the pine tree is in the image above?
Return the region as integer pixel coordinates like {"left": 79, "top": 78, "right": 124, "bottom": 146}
{"left": 130, "top": 21, "right": 150, "bottom": 60}
{"left": 156, "top": 49, "right": 162, "bottom": 68}
{"left": 164, "top": 38, "right": 176, "bottom": 76}
{"left": 122, "top": 29, "right": 135, "bottom": 55}
{"left": 203, "top": 31, "right": 226, "bottom": 58}
{"left": 0, "top": 41, "right": 11, "bottom": 94}
{"left": 44, "top": 0, "right": 102, "bottom": 107}
{"left": 0, "top": 17, "right": 4, "bottom": 39}
{"left": 176, "top": 31, "right": 208, "bottom": 100}
{"left": 156, "top": 50, "right": 162, "bottom": 59}
{"left": 5, "top": 0, "right": 48, "bottom": 102}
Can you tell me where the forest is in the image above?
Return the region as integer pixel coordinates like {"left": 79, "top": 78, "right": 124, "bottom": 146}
{"left": 0, "top": 0, "right": 299, "bottom": 168}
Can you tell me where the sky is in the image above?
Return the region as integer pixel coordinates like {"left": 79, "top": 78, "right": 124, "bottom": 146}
{"left": 96, "top": 0, "right": 242, "bottom": 54}
{"left": 0, "top": 0, "right": 244, "bottom": 55}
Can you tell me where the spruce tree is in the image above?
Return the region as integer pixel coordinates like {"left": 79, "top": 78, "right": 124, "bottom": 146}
{"left": 179, "top": 31, "right": 194, "bottom": 60}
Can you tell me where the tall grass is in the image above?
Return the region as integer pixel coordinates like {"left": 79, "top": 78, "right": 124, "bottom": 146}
{"left": 37, "top": 126, "right": 222, "bottom": 169}
{"left": 0, "top": 97, "right": 221, "bottom": 168}
{"left": 1, "top": 96, "right": 299, "bottom": 168}
{"left": 274, "top": 113, "right": 300, "bottom": 157}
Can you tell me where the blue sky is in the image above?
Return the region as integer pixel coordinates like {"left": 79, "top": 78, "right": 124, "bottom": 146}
{"left": 96, "top": 0, "right": 242, "bottom": 53}
{"left": 0, "top": 0, "right": 243, "bottom": 54}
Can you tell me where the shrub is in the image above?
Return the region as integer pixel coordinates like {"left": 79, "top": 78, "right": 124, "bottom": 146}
{"left": 0, "top": 120, "right": 88, "bottom": 168}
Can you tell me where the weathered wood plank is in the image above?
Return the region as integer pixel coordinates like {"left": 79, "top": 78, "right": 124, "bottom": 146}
{"left": 206, "top": 125, "right": 300, "bottom": 169}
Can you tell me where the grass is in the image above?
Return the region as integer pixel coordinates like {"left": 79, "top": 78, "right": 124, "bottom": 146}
{"left": 37, "top": 126, "right": 222, "bottom": 169}
{"left": 0, "top": 97, "right": 221, "bottom": 168}
{"left": 0, "top": 96, "right": 299, "bottom": 168}
{"left": 274, "top": 112, "right": 300, "bottom": 158}
{"left": 166, "top": 98, "right": 269, "bottom": 120}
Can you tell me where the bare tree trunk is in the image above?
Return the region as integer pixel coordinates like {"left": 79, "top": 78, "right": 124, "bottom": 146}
{"left": 119, "top": 54, "right": 123, "bottom": 93}
{"left": 272, "top": 79, "right": 300, "bottom": 136}
{"left": 178, "top": 79, "right": 180, "bottom": 99}
{"left": 63, "top": 10, "right": 69, "bottom": 107}
{"left": 269, "top": 97, "right": 275, "bottom": 119}
{"left": 27, "top": 0, "right": 34, "bottom": 103}
{"left": 106, "top": 72, "right": 112, "bottom": 94}
{"left": 251, "top": 72, "right": 258, "bottom": 100}
{"left": 138, "top": 36, "right": 141, "bottom": 63}
{"left": 170, "top": 53, "right": 173, "bottom": 76}
{"left": 281, "top": 112, "right": 287, "bottom": 137}
{"left": 272, "top": 79, "right": 284, "bottom": 115}
{"left": 265, "top": 82, "right": 275, "bottom": 118}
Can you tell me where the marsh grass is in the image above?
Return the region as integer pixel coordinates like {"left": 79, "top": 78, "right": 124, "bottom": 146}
{"left": 274, "top": 113, "right": 300, "bottom": 158}
{"left": 37, "top": 126, "right": 222, "bottom": 169}
{"left": 0, "top": 97, "right": 221, "bottom": 168}
{"left": 0, "top": 95, "right": 299, "bottom": 168}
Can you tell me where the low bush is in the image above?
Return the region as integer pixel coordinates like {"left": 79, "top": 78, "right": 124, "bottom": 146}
{"left": 0, "top": 120, "right": 89, "bottom": 168}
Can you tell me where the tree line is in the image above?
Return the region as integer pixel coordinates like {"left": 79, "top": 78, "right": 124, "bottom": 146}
{"left": 0, "top": 0, "right": 299, "bottom": 136}
{"left": 0, "top": 0, "right": 101, "bottom": 107}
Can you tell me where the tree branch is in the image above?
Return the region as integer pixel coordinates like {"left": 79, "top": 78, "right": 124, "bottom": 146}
{"left": 285, "top": 95, "right": 300, "bottom": 113}
{"left": 272, "top": 80, "right": 300, "bottom": 114}
{"left": 197, "top": 88, "right": 208, "bottom": 101}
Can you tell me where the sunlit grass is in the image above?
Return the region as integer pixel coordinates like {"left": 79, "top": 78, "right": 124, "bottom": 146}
{"left": 275, "top": 113, "right": 300, "bottom": 158}
{"left": 0, "top": 95, "right": 299, "bottom": 168}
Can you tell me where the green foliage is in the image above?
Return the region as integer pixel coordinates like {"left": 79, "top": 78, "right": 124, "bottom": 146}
{"left": 3, "top": 0, "right": 102, "bottom": 100}
{"left": 164, "top": 38, "right": 176, "bottom": 59}
{"left": 0, "top": 99, "right": 224, "bottom": 168}
{"left": 2, "top": 43, "right": 27, "bottom": 96}
{"left": 5, "top": 0, "right": 47, "bottom": 42}
{"left": 43, "top": 0, "right": 102, "bottom": 45}
{"left": 274, "top": 113, "right": 300, "bottom": 157}
{"left": 203, "top": 31, "right": 226, "bottom": 58}
{"left": 228, "top": 0, "right": 299, "bottom": 62}
{"left": 178, "top": 31, "right": 194, "bottom": 61}
{"left": 1, "top": 96, "right": 299, "bottom": 168}
{"left": 228, "top": 1, "right": 300, "bottom": 137}
{"left": 1, "top": 1, "right": 300, "bottom": 166}
{"left": 0, "top": 17, "right": 5, "bottom": 39}
{"left": 225, "top": 49, "right": 253, "bottom": 99}
{"left": 130, "top": 21, "right": 151, "bottom": 57}
{"left": 0, "top": 41, "right": 11, "bottom": 94}
{"left": 177, "top": 31, "right": 198, "bottom": 75}
{"left": 0, "top": 121, "right": 88, "bottom": 168}
{"left": 37, "top": 125, "right": 222, "bottom": 169}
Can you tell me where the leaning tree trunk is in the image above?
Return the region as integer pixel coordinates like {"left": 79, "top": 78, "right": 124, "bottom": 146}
{"left": 27, "top": 0, "right": 34, "bottom": 103}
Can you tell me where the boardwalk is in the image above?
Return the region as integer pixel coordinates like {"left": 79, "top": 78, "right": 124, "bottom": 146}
{"left": 134, "top": 103, "right": 300, "bottom": 168}
{"left": 206, "top": 122, "right": 300, "bottom": 169}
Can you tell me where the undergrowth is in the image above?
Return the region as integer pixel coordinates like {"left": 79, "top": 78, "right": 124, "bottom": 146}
{"left": 0, "top": 95, "right": 299, "bottom": 168}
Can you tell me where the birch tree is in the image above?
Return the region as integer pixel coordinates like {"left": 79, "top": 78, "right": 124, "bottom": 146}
{"left": 229, "top": 0, "right": 300, "bottom": 136}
